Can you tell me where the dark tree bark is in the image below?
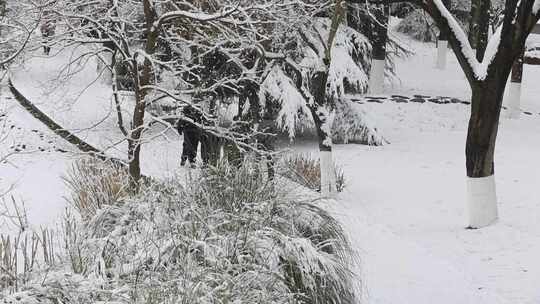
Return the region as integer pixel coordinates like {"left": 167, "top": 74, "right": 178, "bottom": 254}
{"left": 371, "top": 4, "right": 390, "bottom": 61}
{"left": 466, "top": 75, "right": 509, "bottom": 177}
{"left": 438, "top": 0, "right": 451, "bottom": 42}
{"left": 469, "top": 0, "right": 491, "bottom": 61}
{"left": 309, "top": 70, "right": 333, "bottom": 152}
{"left": 128, "top": 0, "right": 158, "bottom": 190}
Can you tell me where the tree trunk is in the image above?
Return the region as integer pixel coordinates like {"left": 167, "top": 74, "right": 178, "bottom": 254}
{"left": 128, "top": 0, "right": 158, "bottom": 191}
{"left": 465, "top": 77, "right": 507, "bottom": 228}
{"left": 310, "top": 70, "right": 336, "bottom": 197}
{"left": 436, "top": 0, "right": 451, "bottom": 69}
{"left": 469, "top": 0, "right": 491, "bottom": 61}
{"left": 368, "top": 4, "right": 389, "bottom": 94}
{"left": 505, "top": 51, "right": 524, "bottom": 119}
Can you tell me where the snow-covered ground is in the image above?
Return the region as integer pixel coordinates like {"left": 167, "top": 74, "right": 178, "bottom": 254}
{"left": 3, "top": 30, "right": 540, "bottom": 303}
{"left": 0, "top": 48, "right": 181, "bottom": 229}
{"left": 285, "top": 32, "right": 540, "bottom": 303}
{"left": 335, "top": 103, "right": 540, "bottom": 304}
{"left": 346, "top": 35, "right": 540, "bottom": 303}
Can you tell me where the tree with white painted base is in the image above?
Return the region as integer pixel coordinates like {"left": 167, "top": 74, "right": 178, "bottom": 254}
{"left": 302, "top": 0, "right": 346, "bottom": 197}
{"left": 436, "top": 0, "right": 450, "bottom": 69}
{"left": 505, "top": 51, "right": 524, "bottom": 119}
{"left": 351, "top": 0, "right": 540, "bottom": 228}
{"left": 368, "top": 4, "right": 390, "bottom": 94}
{"left": 274, "top": 1, "right": 371, "bottom": 196}
{"left": 430, "top": 0, "right": 539, "bottom": 228}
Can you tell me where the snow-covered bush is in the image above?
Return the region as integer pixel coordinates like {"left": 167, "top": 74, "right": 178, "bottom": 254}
{"left": 280, "top": 153, "right": 346, "bottom": 193}
{"left": 260, "top": 63, "right": 386, "bottom": 145}
{"left": 396, "top": 9, "right": 438, "bottom": 42}
{"left": 397, "top": 8, "right": 470, "bottom": 42}
{"left": 332, "top": 100, "right": 387, "bottom": 145}
{"left": 257, "top": 17, "right": 388, "bottom": 146}
{"left": 2, "top": 160, "right": 358, "bottom": 303}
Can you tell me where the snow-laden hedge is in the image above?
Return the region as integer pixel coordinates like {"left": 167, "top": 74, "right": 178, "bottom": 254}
{"left": 332, "top": 99, "right": 387, "bottom": 145}
{"left": 1, "top": 160, "right": 358, "bottom": 304}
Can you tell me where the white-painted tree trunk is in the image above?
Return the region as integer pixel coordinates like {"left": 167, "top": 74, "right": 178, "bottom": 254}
{"left": 505, "top": 82, "right": 521, "bottom": 119}
{"left": 466, "top": 175, "right": 498, "bottom": 228}
{"left": 368, "top": 59, "right": 385, "bottom": 94}
{"left": 320, "top": 150, "right": 336, "bottom": 197}
{"left": 436, "top": 40, "right": 448, "bottom": 70}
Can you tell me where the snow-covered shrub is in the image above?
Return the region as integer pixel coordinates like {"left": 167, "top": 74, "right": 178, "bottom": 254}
{"left": 280, "top": 153, "right": 346, "bottom": 193}
{"left": 258, "top": 17, "right": 386, "bottom": 146}
{"left": 261, "top": 67, "right": 386, "bottom": 145}
{"left": 2, "top": 160, "right": 358, "bottom": 303}
{"left": 298, "top": 18, "right": 372, "bottom": 98}
{"left": 396, "top": 9, "right": 438, "bottom": 42}
{"left": 397, "top": 8, "right": 470, "bottom": 42}
{"left": 260, "top": 65, "right": 313, "bottom": 138}
{"left": 332, "top": 100, "right": 387, "bottom": 145}
{"left": 62, "top": 158, "right": 129, "bottom": 220}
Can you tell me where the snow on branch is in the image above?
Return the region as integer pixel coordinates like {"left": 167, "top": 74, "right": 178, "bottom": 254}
{"left": 430, "top": 0, "right": 482, "bottom": 78}
{"left": 424, "top": 0, "right": 540, "bottom": 80}
{"left": 155, "top": 5, "right": 239, "bottom": 30}
{"left": 301, "top": 18, "right": 371, "bottom": 97}
{"left": 260, "top": 65, "right": 312, "bottom": 138}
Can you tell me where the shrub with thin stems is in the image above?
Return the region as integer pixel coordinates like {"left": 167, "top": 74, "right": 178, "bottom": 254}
{"left": 62, "top": 157, "right": 129, "bottom": 220}
{"left": 0, "top": 198, "right": 57, "bottom": 294}
{"left": 2, "top": 159, "right": 359, "bottom": 303}
{"left": 280, "top": 153, "right": 346, "bottom": 193}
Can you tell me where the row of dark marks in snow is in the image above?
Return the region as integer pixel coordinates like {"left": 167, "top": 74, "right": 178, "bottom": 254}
{"left": 0, "top": 98, "right": 67, "bottom": 160}
{"left": 352, "top": 95, "right": 537, "bottom": 116}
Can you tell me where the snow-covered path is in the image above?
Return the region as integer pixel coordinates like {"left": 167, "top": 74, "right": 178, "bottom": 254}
{"left": 1, "top": 48, "right": 182, "bottom": 229}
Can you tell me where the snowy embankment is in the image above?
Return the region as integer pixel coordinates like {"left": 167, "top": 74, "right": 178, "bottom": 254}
{"left": 1, "top": 48, "right": 181, "bottom": 229}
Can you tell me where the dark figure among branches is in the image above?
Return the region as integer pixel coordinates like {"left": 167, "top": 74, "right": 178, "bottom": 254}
{"left": 176, "top": 106, "right": 202, "bottom": 167}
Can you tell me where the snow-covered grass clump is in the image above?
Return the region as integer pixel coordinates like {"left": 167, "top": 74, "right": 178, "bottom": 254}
{"left": 280, "top": 153, "right": 346, "bottom": 193}
{"left": 1, "top": 159, "right": 357, "bottom": 304}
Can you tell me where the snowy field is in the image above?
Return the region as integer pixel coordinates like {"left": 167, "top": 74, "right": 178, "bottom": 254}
{"left": 3, "top": 30, "right": 540, "bottom": 303}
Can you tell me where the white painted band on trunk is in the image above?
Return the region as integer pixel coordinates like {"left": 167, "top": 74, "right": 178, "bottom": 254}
{"left": 466, "top": 175, "right": 498, "bottom": 228}
{"left": 369, "top": 59, "right": 385, "bottom": 94}
{"left": 505, "top": 82, "right": 521, "bottom": 119}
{"left": 436, "top": 40, "right": 448, "bottom": 70}
{"left": 320, "top": 150, "right": 336, "bottom": 197}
